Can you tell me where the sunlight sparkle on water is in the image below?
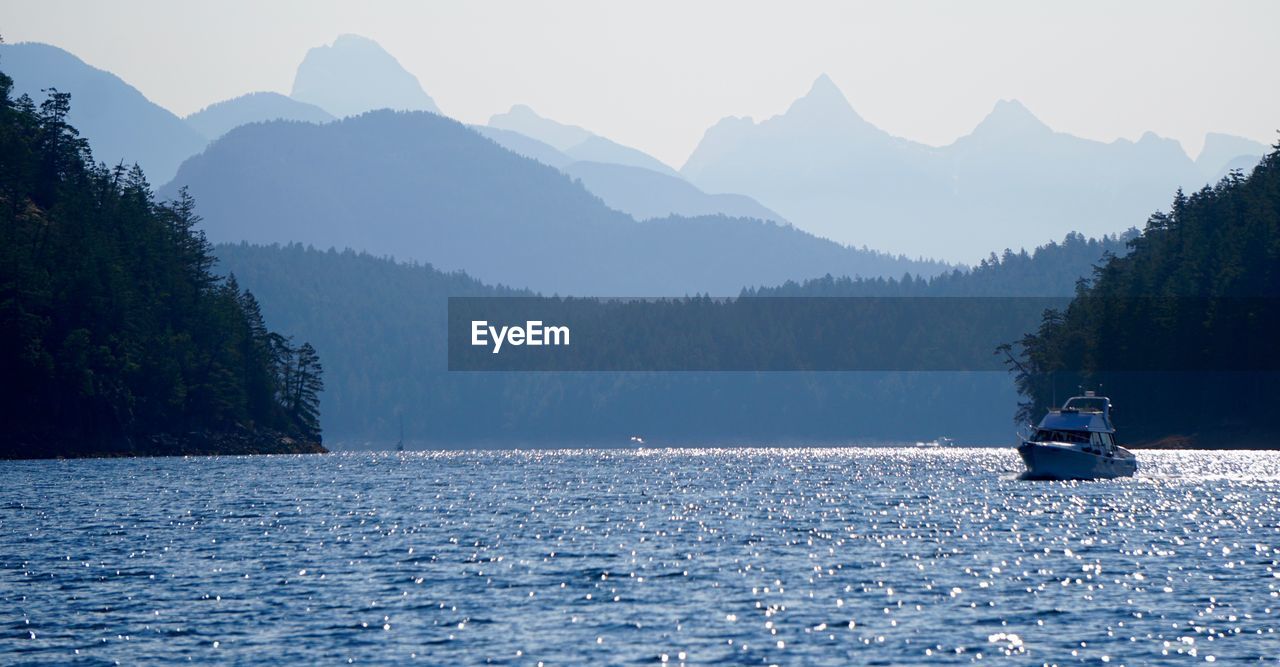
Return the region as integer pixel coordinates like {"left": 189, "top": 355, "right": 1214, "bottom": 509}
{"left": 2, "top": 447, "right": 1279, "bottom": 664}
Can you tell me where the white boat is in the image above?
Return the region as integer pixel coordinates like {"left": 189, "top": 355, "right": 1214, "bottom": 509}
{"left": 1018, "top": 392, "right": 1137, "bottom": 480}
{"left": 914, "top": 436, "right": 955, "bottom": 448}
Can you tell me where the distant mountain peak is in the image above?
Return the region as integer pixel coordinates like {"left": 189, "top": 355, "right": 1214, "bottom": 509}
{"left": 1130, "top": 131, "right": 1189, "bottom": 159}
{"left": 290, "top": 34, "right": 439, "bottom": 118}
{"left": 488, "top": 104, "right": 594, "bottom": 151}
{"left": 332, "top": 33, "right": 378, "bottom": 48}
{"left": 785, "top": 73, "right": 860, "bottom": 119}
{"left": 971, "top": 99, "right": 1050, "bottom": 137}
{"left": 808, "top": 73, "right": 843, "bottom": 98}
{"left": 1136, "top": 130, "right": 1167, "bottom": 146}
{"left": 1190, "top": 131, "right": 1269, "bottom": 180}
{"left": 186, "top": 91, "right": 335, "bottom": 141}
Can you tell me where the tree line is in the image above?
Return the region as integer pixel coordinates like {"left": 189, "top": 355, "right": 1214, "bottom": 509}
{"left": 214, "top": 230, "right": 1126, "bottom": 446}
{"left": 0, "top": 65, "right": 322, "bottom": 456}
{"left": 1003, "top": 144, "right": 1280, "bottom": 445}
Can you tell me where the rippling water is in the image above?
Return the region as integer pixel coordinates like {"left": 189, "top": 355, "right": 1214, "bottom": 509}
{"left": 3, "top": 448, "right": 1280, "bottom": 665}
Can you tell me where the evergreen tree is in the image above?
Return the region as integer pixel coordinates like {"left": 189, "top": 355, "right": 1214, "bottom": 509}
{"left": 1006, "top": 144, "right": 1280, "bottom": 444}
{"left": 0, "top": 63, "right": 324, "bottom": 457}
{"left": 289, "top": 342, "right": 324, "bottom": 441}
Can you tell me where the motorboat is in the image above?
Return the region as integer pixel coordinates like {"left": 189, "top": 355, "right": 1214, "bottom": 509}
{"left": 914, "top": 436, "right": 955, "bottom": 448}
{"left": 1018, "top": 392, "right": 1137, "bottom": 480}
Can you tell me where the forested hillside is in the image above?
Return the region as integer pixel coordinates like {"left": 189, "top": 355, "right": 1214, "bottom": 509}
{"left": 217, "top": 232, "right": 1126, "bottom": 445}
{"left": 0, "top": 69, "right": 324, "bottom": 458}
{"left": 1008, "top": 148, "right": 1280, "bottom": 447}
{"left": 747, "top": 231, "right": 1134, "bottom": 297}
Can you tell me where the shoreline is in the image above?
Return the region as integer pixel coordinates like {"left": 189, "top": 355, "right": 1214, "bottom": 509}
{"left": 8, "top": 436, "right": 1277, "bottom": 460}
{"left": 1130, "top": 432, "right": 1277, "bottom": 450}
{"left": 2, "top": 428, "right": 327, "bottom": 460}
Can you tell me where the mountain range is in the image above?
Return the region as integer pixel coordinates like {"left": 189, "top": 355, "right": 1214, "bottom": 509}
{"left": 186, "top": 92, "right": 334, "bottom": 141}
{"left": 0, "top": 38, "right": 781, "bottom": 224}
{"left": 3, "top": 37, "right": 1270, "bottom": 268}
{"left": 164, "top": 110, "right": 943, "bottom": 295}
{"left": 680, "top": 75, "right": 1271, "bottom": 260}
{"left": 472, "top": 123, "right": 784, "bottom": 223}
{"left": 0, "top": 42, "right": 206, "bottom": 185}
{"left": 489, "top": 104, "right": 680, "bottom": 176}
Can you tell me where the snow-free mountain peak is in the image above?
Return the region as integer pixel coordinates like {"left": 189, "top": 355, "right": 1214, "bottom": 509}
{"left": 798, "top": 73, "right": 849, "bottom": 104}
{"left": 1197, "top": 132, "right": 1270, "bottom": 179}
{"left": 969, "top": 99, "right": 1051, "bottom": 138}
{"left": 782, "top": 73, "right": 867, "bottom": 126}
{"left": 681, "top": 80, "right": 1215, "bottom": 261}
{"left": 488, "top": 104, "right": 594, "bottom": 152}
{"left": 186, "top": 92, "right": 334, "bottom": 141}
{"left": 290, "top": 34, "right": 439, "bottom": 118}
{"left": 488, "top": 104, "right": 678, "bottom": 176}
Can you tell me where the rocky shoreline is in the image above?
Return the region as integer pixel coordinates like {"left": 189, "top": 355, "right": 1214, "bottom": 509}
{"left": 2, "top": 426, "right": 327, "bottom": 460}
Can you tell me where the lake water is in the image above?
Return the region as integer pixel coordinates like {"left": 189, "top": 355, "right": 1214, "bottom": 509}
{"left": 3, "top": 448, "right": 1279, "bottom": 665}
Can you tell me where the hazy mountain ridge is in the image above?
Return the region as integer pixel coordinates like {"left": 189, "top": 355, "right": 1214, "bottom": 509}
{"left": 165, "top": 110, "right": 945, "bottom": 295}
{"left": 1198, "top": 132, "right": 1271, "bottom": 182}
{"left": 186, "top": 92, "right": 334, "bottom": 141}
{"left": 681, "top": 75, "right": 1269, "bottom": 261}
{"left": 9, "top": 37, "right": 1269, "bottom": 271}
{"left": 489, "top": 104, "right": 680, "bottom": 176}
{"left": 2, "top": 37, "right": 779, "bottom": 229}
{"left": 471, "top": 125, "right": 574, "bottom": 168}
{"left": 562, "top": 161, "right": 785, "bottom": 222}
{"left": 290, "top": 34, "right": 440, "bottom": 117}
{"left": 472, "top": 125, "right": 784, "bottom": 222}
{"left": 0, "top": 42, "right": 206, "bottom": 185}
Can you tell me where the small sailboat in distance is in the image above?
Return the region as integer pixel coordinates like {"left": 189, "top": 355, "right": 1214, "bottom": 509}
{"left": 396, "top": 414, "right": 405, "bottom": 452}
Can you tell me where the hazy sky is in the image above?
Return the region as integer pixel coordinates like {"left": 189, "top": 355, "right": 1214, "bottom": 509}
{"left": 2, "top": 0, "right": 1277, "bottom": 167}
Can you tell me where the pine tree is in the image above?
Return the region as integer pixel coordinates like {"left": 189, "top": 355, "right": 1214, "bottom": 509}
{"left": 0, "top": 63, "right": 325, "bottom": 456}
{"left": 290, "top": 342, "right": 324, "bottom": 441}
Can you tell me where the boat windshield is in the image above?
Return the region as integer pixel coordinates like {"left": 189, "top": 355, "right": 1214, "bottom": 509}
{"left": 1063, "top": 397, "right": 1108, "bottom": 413}
{"left": 1033, "top": 429, "right": 1090, "bottom": 444}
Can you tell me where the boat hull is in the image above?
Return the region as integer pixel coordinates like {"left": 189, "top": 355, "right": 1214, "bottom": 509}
{"left": 1018, "top": 441, "right": 1137, "bottom": 480}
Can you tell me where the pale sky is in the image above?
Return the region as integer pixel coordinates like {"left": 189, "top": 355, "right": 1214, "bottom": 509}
{"left": 2, "top": 0, "right": 1276, "bottom": 168}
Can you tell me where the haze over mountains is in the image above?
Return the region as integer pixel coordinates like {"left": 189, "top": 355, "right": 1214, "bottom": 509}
{"left": 186, "top": 92, "right": 334, "bottom": 141}
{"left": 0, "top": 37, "right": 785, "bottom": 226}
{"left": 2, "top": 35, "right": 1269, "bottom": 270}
{"left": 472, "top": 124, "right": 785, "bottom": 223}
{"left": 1198, "top": 132, "right": 1272, "bottom": 181}
{"left": 489, "top": 104, "right": 680, "bottom": 176}
{"left": 0, "top": 42, "right": 206, "bottom": 184}
{"left": 680, "top": 75, "right": 1271, "bottom": 261}
{"left": 166, "top": 110, "right": 943, "bottom": 295}
{"left": 290, "top": 34, "right": 441, "bottom": 118}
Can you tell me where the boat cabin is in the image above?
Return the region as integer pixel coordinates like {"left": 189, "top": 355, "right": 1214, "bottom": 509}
{"left": 1030, "top": 392, "right": 1118, "bottom": 453}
